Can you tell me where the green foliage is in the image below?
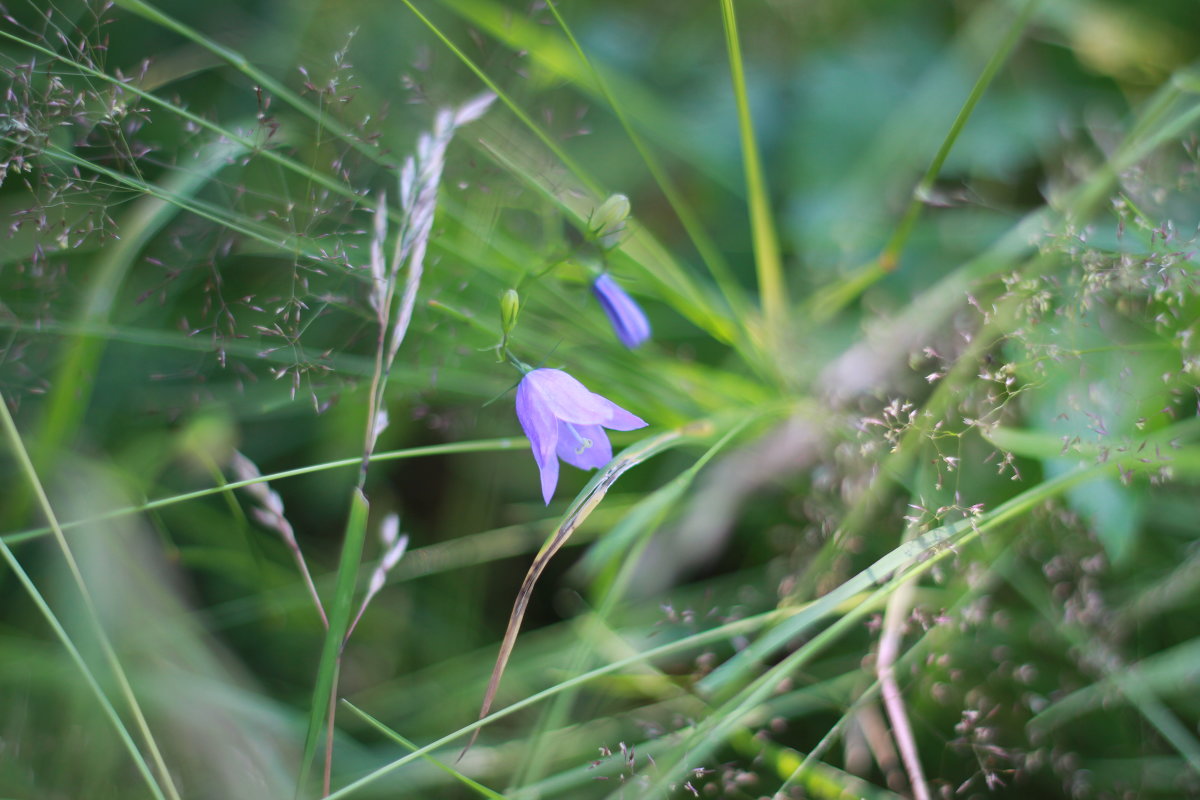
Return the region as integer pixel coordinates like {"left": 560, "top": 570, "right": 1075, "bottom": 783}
{"left": 3, "top": 0, "right": 1200, "bottom": 798}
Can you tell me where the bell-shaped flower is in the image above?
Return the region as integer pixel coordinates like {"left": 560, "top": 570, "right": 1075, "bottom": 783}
{"left": 592, "top": 273, "right": 651, "bottom": 348}
{"left": 515, "top": 368, "right": 648, "bottom": 504}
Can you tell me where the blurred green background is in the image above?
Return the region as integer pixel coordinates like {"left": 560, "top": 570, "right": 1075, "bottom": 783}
{"left": 2, "top": 0, "right": 1200, "bottom": 797}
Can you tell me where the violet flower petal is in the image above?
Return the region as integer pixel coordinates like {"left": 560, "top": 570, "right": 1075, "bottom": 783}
{"left": 516, "top": 375, "right": 561, "bottom": 503}
{"left": 593, "top": 273, "right": 650, "bottom": 348}
{"left": 514, "top": 368, "right": 648, "bottom": 504}
{"left": 523, "top": 369, "right": 620, "bottom": 425}
{"left": 555, "top": 422, "right": 612, "bottom": 471}
{"left": 585, "top": 394, "right": 646, "bottom": 431}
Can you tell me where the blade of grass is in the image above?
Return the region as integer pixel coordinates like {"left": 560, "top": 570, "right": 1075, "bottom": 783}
{"left": 298, "top": 487, "right": 370, "bottom": 797}
{"left": 0, "top": 396, "right": 182, "bottom": 800}
{"left": 629, "top": 575, "right": 902, "bottom": 798}
{"left": 533, "top": 1, "right": 753, "bottom": 328}
{"left": 778, "top": 548, "right": 1019, "bottom": 797}
{"left": 324, "top": 607, "right": 790, "bottom": 799}
{"left": 0, "top": 528, "right": 165, "bottom": 800}
{"left": 632, "top": 486, "right": 1030, "bottom": 795}
{"left": 419, "top": 0, "right": 741, "bottom": 197}
{"left": 2, "top": 438, "right": 527, "bottom": 546}
{"left": 1029, "top": 638, "right": 1200, "bottom": 732}
{"left": 458, "top": 421, "right": 711, "bottom": 759}
{"left": 1005, "top": 563, "right": 1200, "bottom": 773}
{"left": 511, "top": 672, "right": 866, "bottom": 798}
{"left": 806, "top": 0, "right": 1041, "bottom": 319}
{"left": 729, "top": 727, "right": 906, "bottom": 800}
{"left": 392, "top": 0, "right": 597, "bottom": 197}
{"left": 878, "top": 0, "right": 1041, "bottom": 273}
{"left": 719, "top": 0, "right": 788, "bottom": 340}
{"left": 111, "top": 0, "right": 382, "bottom": 167}
{"left": 343, "top": 702, "right": 508, "bottom": 799}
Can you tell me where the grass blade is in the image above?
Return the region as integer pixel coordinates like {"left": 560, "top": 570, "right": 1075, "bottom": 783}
{"left": 298, "top": 488, "right": 371, "bottom": 796}
{"left": 719, "top": 0, "right": 788, "bottom": 339}
{"left": 0, "top": 523, "right": 164, "bottom": 799}
{"left": 343, "top": 701, "right": 508, "bottom": 799}
{"left": 2, "top": 438, "right": 527, "bottom": 547}
{"left": 459, "top": 422, "right": 707, "bottom": 759}
{"left": 0, "top": 397, "right": 181, "bottom": 800}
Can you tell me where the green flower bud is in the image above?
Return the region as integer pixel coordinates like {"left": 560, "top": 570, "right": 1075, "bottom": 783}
{"left": 500, "top": 288, "right": 521, "bottom": 335}
{"left": 589, "top": 193, "right": 631, "bottom": 249}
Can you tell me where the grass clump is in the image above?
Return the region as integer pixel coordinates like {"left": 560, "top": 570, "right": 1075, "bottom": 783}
{"left": 2, "top": 0, "right": 1200, "bottom": 798}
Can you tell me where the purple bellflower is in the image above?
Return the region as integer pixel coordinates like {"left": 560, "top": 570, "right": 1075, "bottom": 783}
{"left": 592, "top": 273, "right": 651, "bottom": 348}
{"left": 515, "top": 368, "right": 647, "bottom": 504}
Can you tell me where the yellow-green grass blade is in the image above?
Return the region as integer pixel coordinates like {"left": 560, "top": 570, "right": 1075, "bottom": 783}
{"left": 343, "top": 702, "right": 509, "bottom": 799}
{"left": 719, "top": 0, "right": 788, "bottom": 342}
{"left": 2, "top": 438, "right": 527, "bottom": 546}
{"left": 876, "top": 0, "right": 1041, "bottom": 274}
{"left": 0, "top": 397, "right": 181, "bottom": 800}
{"left": 0, "top": 533, "right": 165, "bottom": 799}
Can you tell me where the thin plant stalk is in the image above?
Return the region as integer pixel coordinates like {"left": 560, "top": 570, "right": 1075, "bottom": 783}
{"left": 298, "top": 95, "right": 493, "bottom": 796}
{"left": 877, "top": 0, "right": 1041, "bottom": 273}
{"left": 229, "top": 451, "right": 329, "bottom": 629}
{"left": 459, "top": 424, "right": 702, "bottom": 761}
{"left": 719, "top": 0, "right": 788, "bottom": 340}
{"left": 876, "top": 575, "right": 930, "bottom": 800}
{"left": 540, "top": 1, "right": 753, "bottom": 329}
{"left": 509, "top": 419, "right": 753, "bottom": 788}
{"left": 0, "top": 534, "right": 166, "bottom": 800}
{"left": 3, "top": 438, "right": 527, "bottom": 547}
{"left": 0, "top": 397, "right": 183, "bottom": 800}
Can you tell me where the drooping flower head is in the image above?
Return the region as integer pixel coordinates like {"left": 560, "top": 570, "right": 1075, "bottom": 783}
{"left": 515, "top": 368, "right": 648, "bottom": 504}
{"left": 592, "top": 273, "right": 651, "bottom": 349}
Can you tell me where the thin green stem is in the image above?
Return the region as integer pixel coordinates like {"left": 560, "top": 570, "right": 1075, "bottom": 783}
{"left": 878, "top": 0, "right": 1041, "bottom": 273}
{"left": 0, "top": 398, "right": 183, "bottom": 800}
{"left": 719, "top": 0, "right": 788, "bottom": 341}
{"left": 0, "top": 535, "right": 165, "bottom": 800}
{"left": 343, "top": 704, "right": 508, "bottom": 800}
{"left": 2, "top": 439, "right": 527, "bottom": 546}
{"left": 541, "top": 2, "right": 753, "bottom": 329}
{"left": 324, "top": 608, "right": 788, "bottom": 799}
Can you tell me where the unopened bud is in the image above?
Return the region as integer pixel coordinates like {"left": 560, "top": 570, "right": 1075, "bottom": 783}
{"left": 590, "top": 193, "right": 631, "bottom": 249}
{"left": 500, "top": 288, "right": 521, "bottom": 335}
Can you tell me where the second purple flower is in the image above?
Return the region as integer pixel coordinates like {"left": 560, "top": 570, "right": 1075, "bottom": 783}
{"left": 592, "top": 273, "right": 651, "bottom": 349}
